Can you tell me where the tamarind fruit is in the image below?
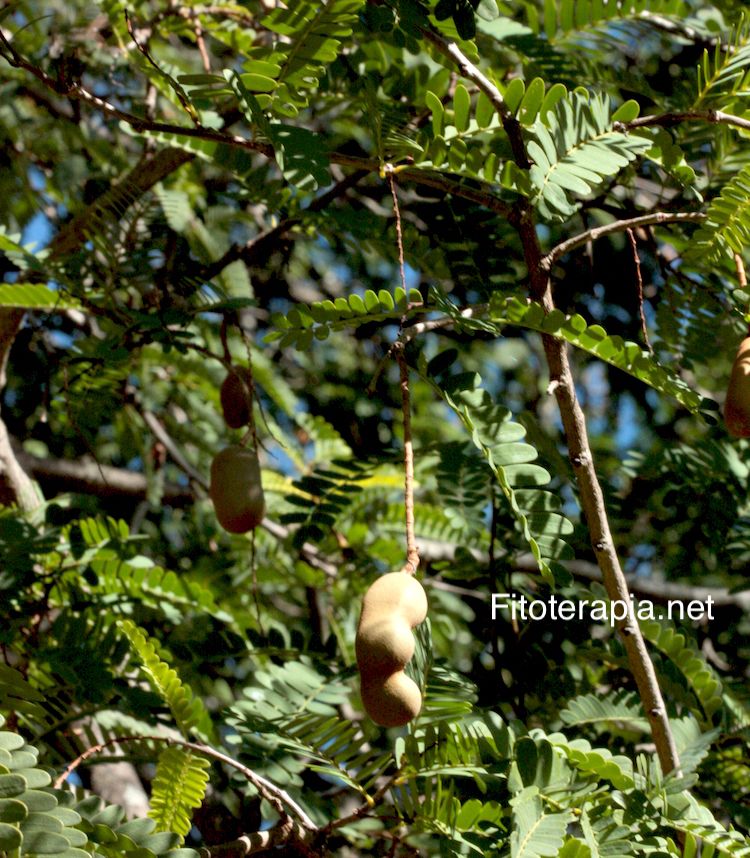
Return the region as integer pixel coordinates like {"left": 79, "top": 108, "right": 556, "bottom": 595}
{"left": 210, "top": 445, "right": 265, "bottom": 533}
{"left": 220, "top": 367, "right": 253, "bottom": 429}
{"left": 725, "top": 336, "right": 750, "bottom": 437}
{"left": 355, "top": 572, "right": 427, "bottom": 727}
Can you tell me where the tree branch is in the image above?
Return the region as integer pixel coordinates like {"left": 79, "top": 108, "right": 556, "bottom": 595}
{"left": 0, "top": 309, "right": 39, "bottom": 511}
{"left": 619, "top": 109, "right": 750, "bottom": 133}
{"left": 0, "top": 28, "right": 272, "bottom": 158}
{"left": 2, "top": 35, "right": 513, "bottom": 252}
{"left": 15, "top": 447, "right": 194, "bottom": 507}
{"left": 196, "top": 822, "right": 314, "bottom": 856}
{"left": 541, "top": 212, "right": 707, "bottom": 271}
{"left": 54, "top": 734, "right": 316, "bottom": 831}
{"left": 426, "top": 29, "right": 682, "bottom": 775}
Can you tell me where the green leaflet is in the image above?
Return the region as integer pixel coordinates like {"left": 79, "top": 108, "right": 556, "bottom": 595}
{"left": 694, "top": 13, "right": 750, "bottom": 107}
{"left": 76, "top": 517, "right": 231, "bottom": 623}
{"left": 559, "top": 689, "right": 648, "bottom": 731}
{"left": 667, "top": 795, "right": 750, "bottom": 857}
{"left": 393, "top": 717, "right": 509, "bottom": 846}
{"left": 119, "top": 620, "right": 215, "bottom": 741}
{"left": 486, "top": 295, "right": 705, "bottom": 413}
{"left": 58, "top": 788, "right": 198, "bottom": 857}
{"left": 435, "top": 442, "right": 494, "bottom": 536}
{"left": 423, "top": 364, "right": 575, "bottom": 585}
{"left": 0, "top": 715, "right": 201, "bottom": 857}
{"left": 544, "top": 734, "right": 635, "bottom": 789}
{"left": 527, "top": 90, "right": 652, "bottom": 221}
{"left": 264, "top": 286, "right": 423, "bottom": 349}
{"left": 224, "top": 71, "right": 330, "bottom": 190}
{"left": 640, "top": 619, "right": 724, "bottom": 722}
{"left": 687, "top": 164, "right": 750, "bottom": 262}
{"left": 271, "top": 288, "right": 705, "bottom": 416}
{"left": 148, "top": 747, "right": 210, "bottom": 839}
{"left": 279, "top": 456, "right": 384, "bottom": 547}
{"left": 510, "top": 787, "right": 573, "bottom": 858}
{"left": 229, "top": 661, "right": 388, "bottom": 797}
{"left": 242, "top": 0, "right": 365, "bottom": 117}
{"left": 420, "top": 77, "right": 567, "bottom": 183}
{"left": 0, "top": 282, "right": 71, "bottom": 311}
{"left": 0, "top": 664, "right": 46, "bottom": 721}
{"left": 543, "top": 0, "right": 687, "bottom": 39}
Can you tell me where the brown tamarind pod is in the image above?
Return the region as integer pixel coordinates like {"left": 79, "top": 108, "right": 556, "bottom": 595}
{"left": 355, "top": 572, "right": 427, "bottom": 727}
{"left": 210, "top": 445, "right": 265, "bottom": 533}
{"left": 725, "top": 337, "right": 750, "bottom": 437}
{"left": 360, "top": 671, "right": 422, "bottom": 728}
{"left": 220, "top": 367, "right": 253, "bottom": 429}
{"left": 354, "top": 617, "right": 416, "bottom": 676}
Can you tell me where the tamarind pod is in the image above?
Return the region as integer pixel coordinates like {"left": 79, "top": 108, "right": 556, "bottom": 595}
{"left": 360, "top": 671, "right": 422, "bottom": 728}
{"left": 220, "top": 367, "right": 253, "bottom": 429}
{"left": 210, "top": 445, "right": 265, "bottom": 533}
{"left": 355, "top": 572, "right": 427, "bottom": 727}
{"left": 355, "top": 616, "right": 415, "bottom": 677}
{"left": 725, "top": 337, "right": 750, "bottom": 438}
{"left": 357, "top": 572, "right": 427, "bottom": 630}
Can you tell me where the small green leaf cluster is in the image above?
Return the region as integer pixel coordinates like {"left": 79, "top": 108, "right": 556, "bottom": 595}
{"left": 265, "top": 286, "right": 423, "bottom": 349}
{"left": 423, "top": 355, "right": 575, "bottom": 584}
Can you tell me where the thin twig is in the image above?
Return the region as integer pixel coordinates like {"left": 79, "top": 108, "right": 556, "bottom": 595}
{"left": 124, "top": 11, "right": 201, "bottom": 126}
{"left": 193, "top": 17, "right": 211, "bottom": 73}
{"left": 142, "top": 408, "right": 208, "bottom": 489}
{"left": 425, "top": 27, "right": 681, "bottom": 776}
{"left": 397, "top": 350, "right": 419, "bottom": 575}
{"left": 54, "top": 734, "right": 316, "bottom": 830}
{"left": 419, "top": 26, "right": 528, "bottom": 168}
{"left": 0, "top": 27, "right": 271, "bottom": 155}
{"left": 386, "top": 167, "right": 407, "bottom": 293}
{"left": 325, "top": 769, "right": 404, "bottom": 832}
{"left": 627, "top": 228, "right": 652, "bottom": 353}
{"left": 619, "top": 108, "right": 750, "bottom": 134}
{"left": 542, "top": 212, "right": 706, "bottom": 271}
{"left": 367, "top": 305, "right": 486, "bottom": 396}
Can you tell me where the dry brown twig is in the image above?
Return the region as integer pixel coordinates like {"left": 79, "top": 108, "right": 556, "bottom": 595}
{"left": 627, "top": 228, "right": 653, "bottom": 353}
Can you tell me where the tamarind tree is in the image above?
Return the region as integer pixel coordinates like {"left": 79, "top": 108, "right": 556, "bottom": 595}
{"left": 1, "top": 0, "right": 750, "bottom": 854}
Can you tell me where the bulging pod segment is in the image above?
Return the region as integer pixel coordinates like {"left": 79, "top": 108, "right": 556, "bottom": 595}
{"left": 725, "top": 337, "right": 750, "bottom": 438}
{"left": 360, "top": 671, "right": 422, "bottom": 728}
{"left": 355, "top": 572, "right": 427, "bottom": 727}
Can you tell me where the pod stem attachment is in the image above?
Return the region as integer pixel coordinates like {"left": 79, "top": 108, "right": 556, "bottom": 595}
{"left": 398, "top": 349, "right": 419, "bottom": 575}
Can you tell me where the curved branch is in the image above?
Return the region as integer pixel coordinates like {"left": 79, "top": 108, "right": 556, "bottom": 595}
{"left": 619, "top": 109, "right": 750, "bottom": 134}
{"left": 54, "top": 734, "right": 316, "bottom": 831}
{"left": 542, "top": 212, "right": 707, "bottom": 271}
